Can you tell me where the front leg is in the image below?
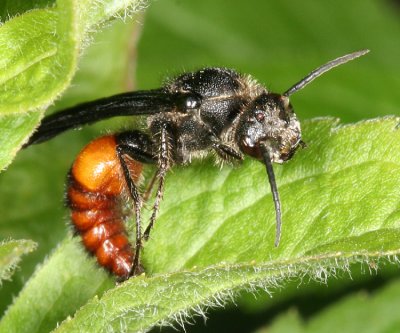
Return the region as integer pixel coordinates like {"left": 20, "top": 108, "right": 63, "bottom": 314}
{"left": 212, "top": 140, "right": 243, "bottom": 162}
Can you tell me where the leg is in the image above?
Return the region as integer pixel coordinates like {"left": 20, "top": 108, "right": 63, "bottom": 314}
{"left": 116, "top": 131, "right": 155, "bottom": 275}
{"left": 212, "top": 141, "right": 243, "bottom": 162}
{"left": 143, "top": 123, "right": 173, "bottom": 241}
{"left": 116, "top": 147, "right": 144, "bottom": 276}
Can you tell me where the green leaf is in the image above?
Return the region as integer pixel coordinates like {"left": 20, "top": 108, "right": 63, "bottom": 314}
{"left": 143, "top": 117, "right": 400, "bottom": 274}
{"left": 0, "top": 0, "right": 141, "bottom": 115}
{"left": 0, "top": 8, "right": 72, "bottom": 117}
{"left": 0, "top": 239, "right": 36, "bottom": 283}
{"left": 0, "top": 0, "right": 144, "bottom": 170}
{"left": 53, "top": 255, "right": 400, "bottom": 333}
{"left": 0, "top": 239, "right": 113, "bottom": 333}
{"left": 2, "top": 117, "right": 399, "bottom": 333}
{"left": 0, "top": 112, "right": 42, "bottom": 170}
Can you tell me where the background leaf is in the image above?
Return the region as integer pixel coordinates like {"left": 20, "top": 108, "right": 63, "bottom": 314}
{"left": 136, "top": 0, "right": 400, "bottom": 122}
{"left": 0, "top": 1, "right": 54, "bottom": 21}
{"left": 264, "top": 277, "right": 400, "bottom": 333}
{"left": 0, "top": 239, "right": 36, "bottom": 283}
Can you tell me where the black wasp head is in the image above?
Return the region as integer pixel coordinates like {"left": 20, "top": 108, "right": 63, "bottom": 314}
{"left": 237, "top": 49, "right": 370, "bottom": 165}
{"left": 235, "top": 91, "right": 301, "bottom": 248}
{"left": 237, "top": 92, "right": 301, "bottom": 164}
{"left": 235, "top": 49, "right": 369, "bottom": 247}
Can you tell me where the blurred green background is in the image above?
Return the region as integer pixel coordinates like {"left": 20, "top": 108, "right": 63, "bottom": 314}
{"left": 1, "top": 0, "right": 399, "bottom": 332}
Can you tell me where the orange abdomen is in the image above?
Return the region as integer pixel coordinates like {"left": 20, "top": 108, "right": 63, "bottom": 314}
{"left": 67, "top": 135, "right": 143, "bottom": 279}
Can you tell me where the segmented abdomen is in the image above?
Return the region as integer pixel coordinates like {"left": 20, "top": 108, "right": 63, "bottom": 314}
{"left": 66, "top": 135, "right": 143, "bottom": 279}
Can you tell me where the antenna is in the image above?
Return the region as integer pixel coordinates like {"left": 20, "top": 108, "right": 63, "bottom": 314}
{"left": 283, "top": 49, "right": 369, "bottom": 97}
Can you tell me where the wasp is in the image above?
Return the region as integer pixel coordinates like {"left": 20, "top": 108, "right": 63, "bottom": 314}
{"left": 25, "top": 49, "right": 369, "bottom": 280}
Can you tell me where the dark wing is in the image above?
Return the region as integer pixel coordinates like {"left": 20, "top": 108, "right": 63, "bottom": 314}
{"left": 24, "top": 89, "right": 186, "bottom": 146}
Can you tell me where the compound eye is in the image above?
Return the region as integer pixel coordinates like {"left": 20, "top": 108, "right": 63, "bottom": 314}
{"left": 185, "top": 95, "right": 202, "bottom": 109}
{"left": 255, "top": 111, "right": 265, "bottom": 123}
